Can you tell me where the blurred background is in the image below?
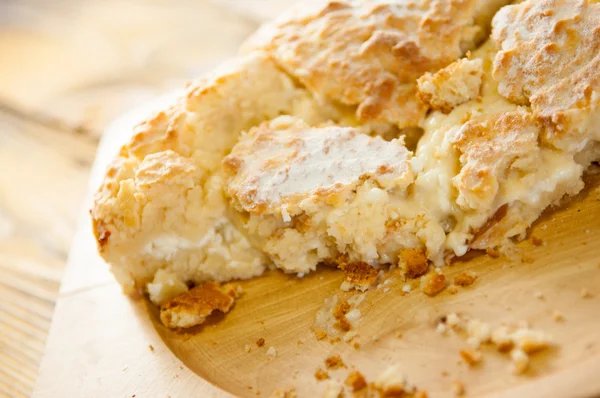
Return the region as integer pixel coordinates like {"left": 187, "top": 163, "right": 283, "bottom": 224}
{"left": 0, "top": 1, "right": 295, "bottom": 396}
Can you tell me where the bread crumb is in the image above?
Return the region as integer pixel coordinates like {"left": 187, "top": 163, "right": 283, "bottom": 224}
{"left": 581, "top": 288, "right": 593, "bottom": 299}
{"left": 372, "top": 365, "right": 416, "bottom": 396}
{"left": 454, "top": 271, "right": 477, "bottom": 287}
{"left": 345, "top": 371, "right": 367, "bottom": 391}
{"left": 400, "top": 249, "right": 429, "bottom": 278}
{"left": 270, "top": 386, "right": 296, "bottom": 398}
{"left": 446, "top": 313, "right": 461, "bottom": 327}
{"left": 324, "top": 355, "right": 345, "bottom": 369}
{"left": 244, "top": 344, "right": 252, "bottom": 353}
{"left": 534, "top": 291, "right": 544, "bottom": 300}
{"left": 448, "top": 285, "right": 459, "bottom": 294}
{"left": 257, "top": 338, "right": 265, "bottom": 347}
{"left": 510, "top": 349, "right": 529, "bottom": 374}
{"left": 436, "top": 323, "right": 447, "bottom": 334}
{"left": 321, "top": 380, "right": 343, "bottom": 398}
{"left": 531, "top": 236, "right": 543, "bottom": 246}
{"left": 402, "top": 284, "right": 412, "bottom": 294}
{"left": 266, "top": 347, "right": 278, "bottom": 357}
{"left": 338, "top": 260, "right": 379, "bottom": 291}
{"left": 159, "top": 282, "right": 241, "bottom": 329}
{"left": 148, "top": 345, "right": 154, "bottom": 352}
{"left": 452, "top": 381, "right": 465, "bottom": 397}
{"left": 460, "top": 349, "right": 482, "bottom": 366}
{"left": 486, "top": 248, "right": 500, "bottom": 258}
{"left": 422, "top": 273, "right": 447, "bottom": 296}
{"left": 552, "top": 310, "right": 565, "bottom": 323}
{"left": 314, "top": 368, "right": 329, "bottom": 381}
{"left": 314, "top": 330, "right": 328, "bottom": 340}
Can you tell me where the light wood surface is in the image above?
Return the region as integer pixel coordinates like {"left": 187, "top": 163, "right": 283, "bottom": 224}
{"left": 4, "top": 1, "right": 599, "bottom": 397}
{"left": 0, "top": 1, "right": 265, "bottom": 396}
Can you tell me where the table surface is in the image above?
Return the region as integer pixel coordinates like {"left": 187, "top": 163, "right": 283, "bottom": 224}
{"left": 0, "top": 1, "right": 296, "bottom": 396}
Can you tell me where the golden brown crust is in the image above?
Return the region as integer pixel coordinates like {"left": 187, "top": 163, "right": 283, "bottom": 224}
{"left": 159, "top": 282, "right": 241, "bottom": 329}
{"left": 338, "top": 261, "right": 379, "bottom": 290}
{"left": 400, "top": 248, "right": 429, "bottom": 278}
{"left": 451, "top": 109, "right": 541, "bottom": 212}
{"left": 422, "top": 272, "right": 447, "bottom": 296}
{"left": 417, "top": 57, "right": 484, "bottom": 113}
{"left": 91, "top": 53, "right": 332, "bottom": 294}
{"left": 244, "top": 0, "right": 494, "bottom": 128}
{"left": 492, "top": 0, "right": 600, "bottom": 151}
{"left": 345, "top": 371, "right": 368, "bottom": 392}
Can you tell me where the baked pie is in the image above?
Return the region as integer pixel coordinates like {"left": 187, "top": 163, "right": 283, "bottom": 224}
{"left": 91, "top": 0, "right": 600, "bottom": 327}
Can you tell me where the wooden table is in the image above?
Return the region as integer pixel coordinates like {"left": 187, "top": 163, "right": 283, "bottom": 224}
{"left": 0, "top": 1, "right": 296, "bottom": 396}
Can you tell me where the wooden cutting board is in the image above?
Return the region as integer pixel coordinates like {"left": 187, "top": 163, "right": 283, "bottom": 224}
{"left": 32, "top": 98, "right": 600, "bottom": 398}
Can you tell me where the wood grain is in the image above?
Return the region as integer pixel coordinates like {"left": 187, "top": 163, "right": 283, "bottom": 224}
{"left": 0, "top": 1, "right": 262, "bottom": 396}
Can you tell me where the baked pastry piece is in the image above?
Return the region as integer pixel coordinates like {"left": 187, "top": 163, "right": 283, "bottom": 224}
{"left": 92, "top": 0, "right": 600, "bottom": 316}
{"left": 223, "top": 116, "right": 414, "bottom": 274}
{"left": 92, "top": 53, "right": 333, "bottom": 297}
{"left": 92, "top": 0, "right": 512, "bottom": 303}
{"left": 224, "top": 0, "right": 599, "bottom": 270}
{"left": 245, "top": 0, "right": 511, "bottom": 130}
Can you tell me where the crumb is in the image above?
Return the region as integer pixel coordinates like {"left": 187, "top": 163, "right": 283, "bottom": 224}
{"left": 353, "top": 341, "right": 360, "bottom": 349}
{"left": 315, "top": 368, "right": 330, "bottom": 381}
{"left": 148, "top": 345, "right": 154, "bottom": 352}
{"left": 245, "top": 344, "right": 252, "bottom": 353}
{"left": 522, "top": 254, "right": 534, "bottom": 264}
{"left": 315, "top": 330, "right": 328, "bottom": 340}
{"left": 491, "top": 326, "right": 514, "bottom": 353}
{"left": 325, "top": 355, "right": 345, "bottom": 369}
{"left": 552, "top": 310, "right": 565, "bottom": 323}
{"left": 270, "top": 386, "right": 296, "bottom": 397}
{"left": 454, "top": 271, "right": 477, "bottom": 287}
{"left": 534, "top": 291, "right": 544, "bottom": 300}
{"left": 179, "top": 365, "right": 183, "bottom": 370}
{"left": 257, "top": 338, "right": 265, "bottom": 347}
{"left": 486, "top": 248, "right": 500, "bottom": 258}
{"left": 422, "top": 273, "right": 447, "bottom": 296}
{"left": 322, "top": 380, "right": 343, "bottom": 398}
{"left": 510, "top": 349, "right": 529, "bottom": 374}
{"left": 415, "top": 391, "right": 429, "bottom": 398}
{"left": 446, "top": 313, "right": 461, "bottom": 327}
{"left": 436, "top": 323, "right": 447, "bottom": 334}
{"left": 122, "top": 366, "right": 128, "bottom": 372}
{"left": 452, "top": 381, "right": 465, "bottom": 397}
{"left": 345, "top": 371, "right": 367, "bottom": 391}
{"left": 159, "top": 282, "right": 241, "bottom": 329}
{"left": 332, "top": 299, "right": 352, "bottom": 332}
{"left": 531, "top": 236, "right": 543, "bottom": 246}
{"left": 372, "top": 365, "right": 415, "bottom": 397}
{"left": 400, "top": 248, "right": 429, "bottom": 278}
{"left": 441, "top": 371, "right": 449, "bottom": 377}
{"left": 402, "top": 284, "right": 412, "bottom": 294}
{"left": 383, "top": 287, "right": 391, "bottom": 293}
{"left": 266, "top": 347, "right": 277, "bottom": 357}
{"left": 297, "top": 339, "right": 305, "bottom": 345}
{"left": 338, "top": 261, "right": 379, "bottom": 291}
{"left": 581, "top": 288, "right": 593, "bottom": 299}
{"left": 459, "top": 349, "right": 482, "bottom": 366}
{"left": 448, "top": 285, "right": 459, "bottom": 294}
